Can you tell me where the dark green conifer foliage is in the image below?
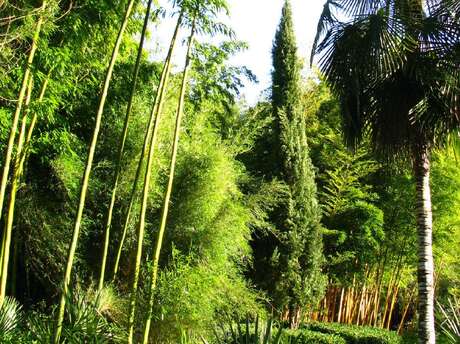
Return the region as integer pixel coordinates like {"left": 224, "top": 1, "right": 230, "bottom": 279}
{"left": 265, "top": 0, "right": 325, "bottom": 324}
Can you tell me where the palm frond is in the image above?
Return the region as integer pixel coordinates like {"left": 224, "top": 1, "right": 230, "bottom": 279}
{"left": 0, "top": 297, "right": 23, "bottom": 341}
{"left": 436, "top": 297, "right": 460, "bottom": 344}
{"left": 314, "top": 0, "right": 460, "bottom": 157}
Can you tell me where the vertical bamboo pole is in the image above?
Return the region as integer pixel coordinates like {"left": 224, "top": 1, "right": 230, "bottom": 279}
{"left": 0, "top": 3, "right": 45, "bottom": 277}
{"left": 126, "top": 12, "right": 184, "bottom": 344}
{"left": 0, "top": 77, "right": 33, "bottom": 304}
{"left": 98, "top": 0, "right": 156, "bottom": 291}
{"left": 111, "top": 13, "right": 183, "bottom": 280}
{"left": 356, "top": 284, "right": 366, "bottom": 325}
{"left": 372, "top": 249, "right": 388, "bottom": 326}
{"left": 382, "top": 266, "right": 396, "bottom": 327}
{"left": 0, "top": 75, "right": 49, "bottom": 293}
{"left": 398, "top": 287, "right": 415, "bottom": 334}
{"left": 141, "top": 15, "right": 196, "bottom": 344}
{"left": 53, "top": 1, "right": 136, "bottom": 342}
{"left": 331, "top": 287, "right": 338, "bottom": 322}
{"left": 386, "top": 283, "right": 400, "bottom": 329}
{"left": 337, "top": 287, "right": 345, "bottom": 323}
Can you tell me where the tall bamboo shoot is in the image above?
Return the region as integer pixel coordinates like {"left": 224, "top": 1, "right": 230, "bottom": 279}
{"left": 142, "top": 16, "right": 196, "bottom": 344}
{"left": 126, "top": 12, "right": 184, "bottom": 344}
{"left": 53, "top": 1, "right": 136, "bottom": 341}
{"left": 98, "top": 0, "right": 156, "bottom": 292}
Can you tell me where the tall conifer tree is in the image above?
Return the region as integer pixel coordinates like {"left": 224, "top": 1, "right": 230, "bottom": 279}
{"left": 252, "top": 0, "right": 325, "bottom": 326}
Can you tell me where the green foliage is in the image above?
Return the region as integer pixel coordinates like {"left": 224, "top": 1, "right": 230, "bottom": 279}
{"left": 138, "top": 118, "right": 259, "bottom": 342}
{"left": 246, "top": 0, "right": 325, "bottom": 319}
{"left": 306, "top": 323, "right": 402, "bottom": 344}
{"left": 0, "top": 297, "right": 23, "bottom": 343}
{"left": 314, "top": 0, "right": 460, "bottom": 156}
{"left": 270, "top": 1, "right": 326, "bottom": 312}
{"left": 431, "top": 152, "right": 460, "bottom": 295}
{"left": 0, "top": 287, "right": 125, "bottom": 343}
{"left": 59, "top": 286, "right": 126, "bottom": 343}
{"left": 144, "top": 254, "right": 259, "bottom": 343}
{"left": 287, "top": 329, "right": 346, "bottom": 344}
{"left": 215, "top": 316, "right": 284, "bottom": 344}
{"left": 436, "top": 297, "right": 460, "bottom": 344}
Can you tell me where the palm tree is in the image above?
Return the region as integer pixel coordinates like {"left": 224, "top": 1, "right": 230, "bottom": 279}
{"left": 313, "top": 1, "right": 460, "bottom": 343}
{"left": 53, "top": 0, "right": 136, "bottom": 341}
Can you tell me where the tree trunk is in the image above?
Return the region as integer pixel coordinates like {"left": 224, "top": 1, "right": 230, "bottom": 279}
{"left": 98, "top": 0, "right": 155, "bottom": 292}
{"left": 126, "top": 12, "right": 183, "bottom": 344}
{"left": 413, "top": 144, "right": 435, "bottom": 344}
{"left": 141, "top": 16, "right": 196, "bottom": 343}
{"left": 53, "top": 1, "right": 136, "bottom": 342}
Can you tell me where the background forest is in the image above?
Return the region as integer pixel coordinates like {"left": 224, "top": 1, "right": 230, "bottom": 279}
{"left": 0, "top": 0, "right": 459, "bottom": 343}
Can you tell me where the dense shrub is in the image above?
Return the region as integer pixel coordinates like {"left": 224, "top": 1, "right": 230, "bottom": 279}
{"left": 286, "top": 329, "right": 346, "bottom": 344}
{"left": 306, "top": 322, "right": 402, "bottom": 344}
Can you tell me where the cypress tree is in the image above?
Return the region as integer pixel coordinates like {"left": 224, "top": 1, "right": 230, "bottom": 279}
{"left": 252, "top": 0, "right": 325, "bottom": 326}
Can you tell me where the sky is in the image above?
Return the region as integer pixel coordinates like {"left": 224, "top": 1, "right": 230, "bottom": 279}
{"left": 148, "top": 0, "right": 325, "bottom": 104}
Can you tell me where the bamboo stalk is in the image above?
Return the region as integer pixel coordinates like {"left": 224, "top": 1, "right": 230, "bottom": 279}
{"left": 141, "top": 15, "right": 196, "bottom": 344}
{"left": 53, "top": 1, "right": 136, "bottom": 342}
{"left": 98, "top": 0, "right": 156, "bottom": 292}
{"left": 126, "top": 12, "right": 184, "bottom": 344}
{"left": 398, "top": 287, "right": 415, "bottom": 334}
{"left": 0, "top": 4, "right": 44, "bottom": 289}
{"left": 373, "top": 249, "right": 388, "bottom": 326}
{"left": 382, "top": 255, "right": 403, "bottom": 328}
{"left": 356, "top": 283, "right": 366, "bottom": 325}
{"left": 382, "top": 268, "right": 396, "bottom": 327}
{"left": 111, "top": 13, "right": 183, "bottom": 281}
{"left": 386, "top": 283, "right": 400, "bottom": 329}
{"left": 0, "top": 77, "right": 33, "bottom": 304}
{"left": 331, "top": 286, "right": 338, "bottom": 322}
{"left": 337, "top": 287, "right": 345, "bottom": 323}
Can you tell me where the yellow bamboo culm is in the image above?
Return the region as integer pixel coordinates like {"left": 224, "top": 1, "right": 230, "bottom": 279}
{"left": 53, "top": 1, "right": 136, "bottom": 342}
{"left": 0, "top": 4, "right": 45, "bottom": 298}
{"left": 141, "top": 16, "right": 197, "bottom": 343}
{"left": 126, "top": 12, "right": 184, "bottom": 344}
{"left": 111, "top": 12, "right": 183, "bottom": 283}
{"left": 0, "top": 77, "right": 33, "bottom": 304}
{"left": 98, "top": 0, "right": 156, "bottom": 291}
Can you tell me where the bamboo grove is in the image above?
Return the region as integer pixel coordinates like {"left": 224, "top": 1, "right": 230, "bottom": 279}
{"left": 0, "top": 0, "right": 459, "bottom": 343}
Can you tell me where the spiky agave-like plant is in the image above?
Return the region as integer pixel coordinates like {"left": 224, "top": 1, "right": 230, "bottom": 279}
{"left": 215, "top": 315, "right": 285, "bottom": 344}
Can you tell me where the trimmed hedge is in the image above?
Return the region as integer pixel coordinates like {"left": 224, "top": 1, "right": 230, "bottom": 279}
{"left": 305, "top": 322, "right": 403, "bottom": 344}
{"left": 285, "top": 329, "right": 347, "bottom": 343}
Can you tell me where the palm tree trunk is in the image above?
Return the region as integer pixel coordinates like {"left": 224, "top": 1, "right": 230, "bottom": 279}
{"left": 111, "top": 13, "right": 182, "bottom": 282}
{"left": 0, "top": 77, "right": 33, "bottom": 305}
{"left": 413, "top": 144, "right": 435, "bottom": 344}
{"left": 0, "top": 3, "right": 44, "bottom": 235}
{"left": 98, "top": 0, "right": 156, "bottom": 292}
{"left": 126, "top": 12, "right": 183, "bottom": 344}
{"left": 53, "top": 1, "right": 136, "bottom": 342}
{"left": 142, "top": 16, "right": 196, "bottom": 344}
